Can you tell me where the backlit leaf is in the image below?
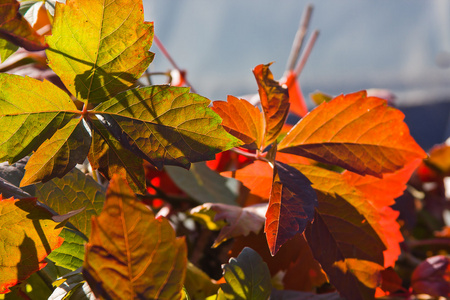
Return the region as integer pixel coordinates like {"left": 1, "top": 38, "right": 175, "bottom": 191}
{"left": 35, "top": 167, "right": 105, "bottom": 237}
{"left": 278, "top": 91, "right": 427, "bottom": 177}
{"left": 211, "top": 96, "right": 264, "bottom": 150}
{"left": 46, "top": 0, "right": 154, "bottom": 104}
{"left": 283, "top": 70, "right": 308, "bottom": 117}
{"left": 166, "top": 162, "right": 239, "bottom": 205}
{"left": 0, "top": 196, "right": 63, "bottom": 294}
{"left": 20, "top": 117, "right": 91, "bottom": 186}
{"left": 219, "top": 247, "right": 272, "bottom": 300}
{"left": 265, "top": 161, "right": 317, "bottom": 255}
{"left": 0, "top": 38, "right": 18, "bottom": 62}
{"left": 253, "top": 63, "right": 289, "bottom": 147}
{"left": 221, "top": 160, "right": 273, "bottom": 199}
{"left": 94, "top": 85, "right": 241, "bottom": 169}
{"left": 0, "top": 74, "right": 77, "bottom": 164}
{"left": 88, "top": 119, "right": 146, "bottom": 194}
{"left": 46, "top": 228, "right": 86, "bottom": 271}
{"left": 184, "top": 262, "right": 219, "bottom": 300}
{"left": 0, "top": 0, "right": 47, "bottom": 51}
{"left": 426, "top": 143, "right": 450, "bottom": 175}
{"left": 83, "top": 175, "right": 187, "bottom": 300}
{"left": 190, "top": 203, "right": 266, "bottom": 247}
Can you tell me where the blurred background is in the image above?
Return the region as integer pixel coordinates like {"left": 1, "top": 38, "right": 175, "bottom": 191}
{"left": 144, "top": 0, "right": 450, "bottom": 150}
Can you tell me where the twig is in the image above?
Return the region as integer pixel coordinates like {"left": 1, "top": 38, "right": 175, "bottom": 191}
{"left": 407, "top": 238, "right": 450, "bottom": 248}
{"left": 153, "top": 35, "right": 197, "bottom": 93}
{"left": 285, "top": 4, "right": 314, "bottom": 72}
{"left": 293, "top": 29, "right": 319, "bottom": 78}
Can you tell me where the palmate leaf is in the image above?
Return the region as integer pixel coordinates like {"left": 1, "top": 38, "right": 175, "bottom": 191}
{"left": 83, "top": 175, "right": 187, "bottom": 300}
{"left": 88, "top": 119, "right": 146, "bottom": 194}
{"left": 0, "top": 0, "right": 47, "bottom": 51}
{"left": 93, "top": 85, "right": 241, "bottom": 169}
{"left": 20, "top": 117, "right": 91, "bottom": 186}
{"left": 253, "top": 63, "right": 289, "bottom": 148}
{"left": 265, "top": 161, "right": 317, "bottom": 256}
{"left": 46, "top": 0, "right": 154, "bottom": 104}
{"left": 278, "top": 91, "right": 427, "bottom": 177}
{"left": 211, "top": 95, "right": 264, "bottom": 150}
{"left": 0, "top": 74, "right": 78, "bottom": 164}
{"left": 0, "top": 195, "right": 64, "bottom": 294}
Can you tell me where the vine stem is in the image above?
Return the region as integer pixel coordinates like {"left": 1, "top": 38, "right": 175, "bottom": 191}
{"left": 153, "top": 35, "right": 197, "bottom": 93}
{"left": 230, "top": 147, "right": 269, "bottom": 163}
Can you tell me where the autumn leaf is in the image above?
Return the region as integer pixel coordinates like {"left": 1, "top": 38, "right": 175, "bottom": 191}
{"left": 0, "top": 38, "right": 18, "bottom": 62}
{"left": 211, "top": 95, "right": 264, "bottom": 150}
{"left": 278, "top": 91, "right": 427, "bottom": 177}
{"left": 426, "top": 143, "right": 450, "bottom": 175}
{"left": 0, "top": 74, "right": 78, "bottom": 165}
{"left": 35, "top": 167, "right": 105, "bottom": 237}
{"left": 20, "top": 117, "right": 91, "bottom": 186}
{"left": 46, "top": 228, "right": 86, "bottom": 271}
{"left": 190, "top": 203, "right": 267, "bottom": 247}
{"left": 221, "top": 160, "right": 273, "bottom": 199}
{"left": 218, "top": 247, "right": 272, "bottom": 300}
{"left": 184, "top": 262, "right": 219, "bottom": 299}
{"left": 94, "top": 85, "right": 241, "bottom": 169}
{"left": 253, "top": 63, "right": 290, "bottom": 148}
{"left": 88, "top": 119, "right": 146, "bottom": 194}
{"left": 265, "top": 161, "right": 317, "bottom": 256}
{"left": 282, "top": 70, "right": 308, "bottom": 117}
{"left": 83, "top": 175, "right": 187, "bottom": 300}
{"left": 0, "top": 195, "right": 63, "bottom": 294}
{"left": 46, "top": 0, "right": 154, "bottom": 104}
{"left": 411, "top": 255, "right": 450, "bottom": 297}
{"left": 0, "top": 0, "right": 47, "bottom": 51}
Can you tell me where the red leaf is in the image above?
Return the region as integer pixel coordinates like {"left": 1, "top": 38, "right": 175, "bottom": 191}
{"left": 278, "top": 91, "right": 427, "bottom": 177}
{"left": 282, "top": 70, "right": 308, "bottom": 117}
{"left": 411, "top": 255, "right": 450, "bottom": 297}
{"left": 265, "top": 161, "right": 317, "bottom": 255}
{"left": 211, "top": 96, "right": 264, "bottom": 150}
{"left": 253, "top": 63, "right": 290, "bottom": 147}
{"left": 0, "top": 0, "right": 47, "bottom": 51}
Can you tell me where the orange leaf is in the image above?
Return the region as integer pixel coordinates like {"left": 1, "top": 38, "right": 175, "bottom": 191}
{"left": 0, "top": 196, "right": 63, "bottom": 294}
{"left": 211, "top": 96, "right": 264, "bottom": 150}
{"left": 253, "top": 63, "right": 289, "bottom": 147}
{"left": 0, "top": 0, "right": 47, "bottom": 51}
{"left": 283, "top": 70, "right": 308, "bottom": 117}
{"left": 221, "top": 160, "right": 273, "bottom": 199}
{"left": 83, "top": 175, "right": 187, "bottom": 299}
{"left": 278, "top": 91, "right": 427, "bottom": 177}
{"left": 265, "top": 161, "right": 317, "bottom": 255}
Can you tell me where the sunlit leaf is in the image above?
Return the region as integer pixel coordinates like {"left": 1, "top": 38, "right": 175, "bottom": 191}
{"left": 253, "top": 63, "right": 289, "bottom": 147}
{"left": 83, "top": 175, "right": 187, "bottom": 300}
{"left": 426, "top": 143, "right": 450, "bottom": 175}
{"left": 283, "top": 70, "right": 308, "bottom": 117}
{"left": 0, "top": 38, "right": 18, "bottom": 62}
{"left": 0, "top": 196, "right": 63, "bottom": 294}
{"left": 35, "top": 167, "right": 105, "bottom": 237}
{"left": 265, "top": 161, "right": 317, "bottom": 255}
{"left": 0, "top": 74, "right": 77, "bottom": 164}
{"left": 190, "top": 203, "right": 266, "bottom": 247}
{"left": 211, "top": 95, "right": 264, "bottom": 150}
{"left": 0, "top": 0, "right": 47, "bottom": 51}
{"left": 309, "top": 90, "right": 332, "bottom": 106}
{"left": 94, "top": 85, "right": 241, "bottom": 169}
{"left": 166, "top": 162, "right": 239, "bottom": 205}
{"left": 20, "top": 117, "right": 91, "bottom": 186}
{"left": 278, "top": 91, "right": 427, "bottom": 177}
{"left": 46, "top": 0, "right": 154, "bottom": 104}
{"left": 46, "top": 228, "right": 86, "bottom": 271}
{"left": 88, "top": 118, "right": 146, "bottom": 194}
{"left": 219, "top": 247, "right": 272, "bottom": 300}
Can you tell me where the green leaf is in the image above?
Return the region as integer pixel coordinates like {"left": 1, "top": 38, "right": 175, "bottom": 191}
{"left": 88, "top": 118, "right": 146, "bottom": 194}
{"left": 35, "top": 167, "right": 105, "bottom": 237}
{"left": 46, "top": 228, "right": 86, "bottom": 271}
{"left": 165, "top": 162, "right": 239, "bottom": 205}
{"left": 184, "top": 262, "right": 219, "bottom": 300}
{"left": 94, "top": 85, "right": 241, "bottom": 169}
{"left": 46, "top": 0, "right": 154, "bottom": 104}
{"left": 0, "top": 0, "right": 47, "bottom": 51}
{"left": 0, "top": 196, "right": 64, "bottom": 294}
{"left": 83, "top": 175, "right": 187, "bottom": 300}
{"left": 219, "top": 247, "right": 272, "bottom": 300}
{"left": 21, "top": 118, "right": 91, "bottom": 186}
{"left": 0, "top": 74, "right": 78, "bottom": 164}
{"left": 0, "top": 38, "right": 18, "bottom": 62}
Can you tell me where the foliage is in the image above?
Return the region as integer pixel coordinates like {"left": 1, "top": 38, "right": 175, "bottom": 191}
{"left": 0, "top": 0, "right": 448, "bottom": 299}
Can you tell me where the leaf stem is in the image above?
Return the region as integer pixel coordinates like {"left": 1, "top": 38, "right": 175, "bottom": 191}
{"left": 230, "top": 147, "right": 269, "bottom": 163}
{"left": 153, "top": 35, "right": 197, "bottom": 93}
